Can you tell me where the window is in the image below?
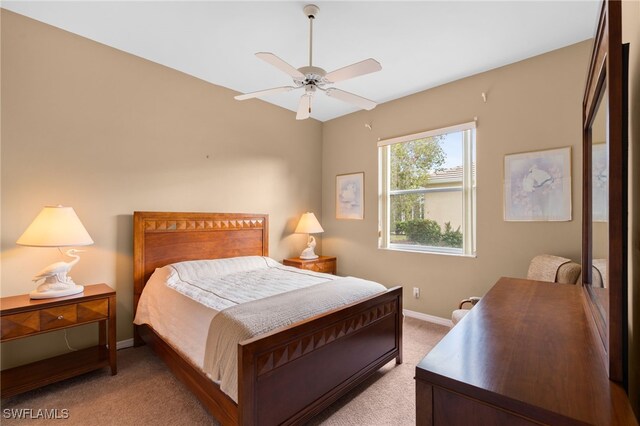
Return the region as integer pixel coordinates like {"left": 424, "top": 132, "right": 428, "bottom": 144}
{"left": 378, "top": 122, "right": 476, "bottom": 256}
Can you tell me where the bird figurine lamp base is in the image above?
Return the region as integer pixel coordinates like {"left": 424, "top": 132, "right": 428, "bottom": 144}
{"left": 29, "top": 248, "right": 86, "bottom": 299}
{"left": 30, "top": 273, "right": 84, "bottom": 299}
{"left": 30, "top": 283, "right": 84, "bottom": 299}
{"left": 299, "top": 235, "right": 319, "bottom": 260}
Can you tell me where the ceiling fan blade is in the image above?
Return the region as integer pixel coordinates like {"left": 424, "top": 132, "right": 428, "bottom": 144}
{"left": 296, "top": 95, "right": 311, "bottom": 120}
{"left": 325, "top": 88, "right": 377, "bottom": 110}
{"left": 234, "top": 86, "right": 297, "bottom": 101}
{"left": 256, "top": 52, "right": 305, "bottom": 80}
{"left": 325, "top": 58, "right": 382, "bottom": 83}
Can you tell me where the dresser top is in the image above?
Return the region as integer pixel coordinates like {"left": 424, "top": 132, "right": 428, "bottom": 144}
{"left": 416, "top": 277, "right": 636, "bottom": 425}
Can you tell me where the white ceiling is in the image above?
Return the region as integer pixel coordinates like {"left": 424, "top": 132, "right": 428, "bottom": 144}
{"left": 2, "top": 1, "right": 600, "bottom": 122}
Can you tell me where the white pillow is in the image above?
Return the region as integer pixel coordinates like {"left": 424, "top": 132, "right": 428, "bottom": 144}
{"left": 164, "top": 256, "right": 279, "bottom": 283}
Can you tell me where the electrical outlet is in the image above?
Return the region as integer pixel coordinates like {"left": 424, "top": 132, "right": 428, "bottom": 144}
{"left": 413, "top": 287, "right": 420, "bottom": 299}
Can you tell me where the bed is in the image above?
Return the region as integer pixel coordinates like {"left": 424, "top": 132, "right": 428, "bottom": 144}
{"left": 132, "top": 211, "right": 403, "bottom": 426}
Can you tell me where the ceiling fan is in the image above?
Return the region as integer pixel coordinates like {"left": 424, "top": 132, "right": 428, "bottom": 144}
{"left": 234, "top": 4, "right": 382, "bottom": 120}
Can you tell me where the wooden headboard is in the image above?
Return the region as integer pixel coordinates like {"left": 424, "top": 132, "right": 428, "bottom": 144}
{"left": 133, "top": 211, "right": 269, "bottom": 314}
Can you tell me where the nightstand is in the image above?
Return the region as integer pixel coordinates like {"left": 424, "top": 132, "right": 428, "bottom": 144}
{"left": 0, "top": 284, "right": 117, "bottom": 398}
{"left": 283, "top": 256, "right": 337, "bottom": 275}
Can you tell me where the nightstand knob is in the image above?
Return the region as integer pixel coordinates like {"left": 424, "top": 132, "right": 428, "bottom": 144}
{"left": 57, "top": 315, "right": 64, "bottom": 320}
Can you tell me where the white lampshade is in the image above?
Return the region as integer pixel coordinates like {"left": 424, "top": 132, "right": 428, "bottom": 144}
{"left": 17, "top": 206, "right": 94, "bottom": 247}
{"left": 295, "top": 212, "right": 324, "bottom": 234}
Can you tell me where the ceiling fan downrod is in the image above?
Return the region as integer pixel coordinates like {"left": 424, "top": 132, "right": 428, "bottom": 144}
{"left": 304, "top": 4, "right": 319, "bottom": 67}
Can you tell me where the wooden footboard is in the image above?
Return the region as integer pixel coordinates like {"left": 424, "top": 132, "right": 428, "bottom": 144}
{"left": 238, "top": 286, "right": 403, "bottom": 425}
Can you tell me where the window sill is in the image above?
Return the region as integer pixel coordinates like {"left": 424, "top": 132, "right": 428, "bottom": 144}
{"left": 378, "top": 246, "right": 477, "bottom": 258}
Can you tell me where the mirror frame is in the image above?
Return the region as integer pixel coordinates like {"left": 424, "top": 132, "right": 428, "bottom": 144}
{"left": 582, "top": 0, "right": 627, "bottom": 384}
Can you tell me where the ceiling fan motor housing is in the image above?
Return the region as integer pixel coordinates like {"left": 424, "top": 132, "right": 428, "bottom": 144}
{"left": 296, "top": 65, "right": 327, "bottom": 87}
{"left": 303, "top": 4, "right": 319, "bottom": 19}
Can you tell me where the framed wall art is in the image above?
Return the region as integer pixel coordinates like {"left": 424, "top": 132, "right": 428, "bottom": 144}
{"left": 504, "top": 147, "right": 572, "bottom": 221}
{"left": 336, "top": 172, "right": 364, "bottom": 220}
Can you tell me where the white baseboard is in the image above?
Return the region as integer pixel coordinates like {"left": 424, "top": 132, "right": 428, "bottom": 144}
{"left": 116, "top": 338, "right": 134, "bottom": 350}
{"left": 403, "top": 309, "right": 453, "bottom": 327}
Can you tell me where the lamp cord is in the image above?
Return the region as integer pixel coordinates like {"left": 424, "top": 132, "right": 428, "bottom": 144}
{"left": 64, "top": 329, "right": 78, "bottom": 351}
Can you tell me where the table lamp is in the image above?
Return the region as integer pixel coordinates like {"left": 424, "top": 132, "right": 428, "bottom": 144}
{"left": 16, "top": 206, "right": 94, "bottom": 299}
{"left": 294, "top": 212, "right": 324, "bottom": 260}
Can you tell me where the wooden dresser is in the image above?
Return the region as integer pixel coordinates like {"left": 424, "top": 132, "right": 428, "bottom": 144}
{"left": 415, "top": 277, "right": 637, "bottom": 425}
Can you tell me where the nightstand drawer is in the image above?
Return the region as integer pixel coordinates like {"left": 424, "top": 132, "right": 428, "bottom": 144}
{"left": 2, "top": 299, "right": 109, "bottom": 337}
{"left": 1, "top": 311, "right": 40, "bottom": 339}
{"left": 304, "top": 262, "right": 334, "bottom": 274}
{"left": 78, "top": 299, "right": 108, "bottom": 321}
{"left": 283, "top": 256, "right": 337, "bottom": 275}
{"left": 41, "top": 305, "right": 77, "bottom": 330}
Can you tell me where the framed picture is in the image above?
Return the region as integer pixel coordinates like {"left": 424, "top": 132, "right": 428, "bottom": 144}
{"left": 336, "top": 172, "right": 364, "bottom": 220}
{"left": 504, "top": 146, "right": 572, "bottom": 221}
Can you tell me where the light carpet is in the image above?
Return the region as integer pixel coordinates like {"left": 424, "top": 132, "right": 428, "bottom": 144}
{"left": 1, "top": 317, "right": 449, "bottom": 425}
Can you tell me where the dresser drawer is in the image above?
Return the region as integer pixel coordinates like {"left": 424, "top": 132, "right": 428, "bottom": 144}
{"left": 40, "top": 305, "right": 77, "bottom": 330}
{"left": 1, "top": 311, "right": 40, "bottom": 339}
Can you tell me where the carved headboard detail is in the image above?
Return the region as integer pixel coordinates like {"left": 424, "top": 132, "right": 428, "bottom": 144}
{"left": 142, "top": 218, "right": 265, "bottom": 232}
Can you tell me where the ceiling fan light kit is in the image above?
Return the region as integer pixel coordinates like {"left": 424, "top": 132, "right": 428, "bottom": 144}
{"left": 234, "top": 4, "right": 382, "bottom": 120}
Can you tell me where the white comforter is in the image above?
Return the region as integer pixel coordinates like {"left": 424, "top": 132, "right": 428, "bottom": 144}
{"left": 134, "top": 256, "right": 386, "bottom": 402}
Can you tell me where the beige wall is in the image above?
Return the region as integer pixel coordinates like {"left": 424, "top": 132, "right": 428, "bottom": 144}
{"left": 322, "top": 41, "right": 592, "bottom": 319}
{"left": 622, "top": 0, "right": 640, "bottom": 416}
{"left": 0, "top": 11, "right": 323, "bottom": 368}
